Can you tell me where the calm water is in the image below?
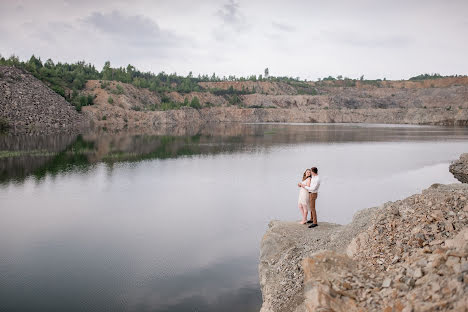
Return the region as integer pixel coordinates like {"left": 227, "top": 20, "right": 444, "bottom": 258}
{"left": 1, "top": 123, "right": 468, "bottom": 312}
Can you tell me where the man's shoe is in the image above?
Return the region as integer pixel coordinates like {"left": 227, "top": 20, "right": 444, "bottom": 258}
{"left": 308, "top": 223, "right": 318, "bottom": 228}
{"left": 306, "top": 220, "right": 313, "bottom": 224}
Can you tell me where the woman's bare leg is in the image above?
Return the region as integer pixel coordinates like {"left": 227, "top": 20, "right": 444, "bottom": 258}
{"left": 298, "top": 204, "right": 307, "bottom": 224}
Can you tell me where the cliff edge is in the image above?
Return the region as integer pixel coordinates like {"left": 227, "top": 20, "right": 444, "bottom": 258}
{"left": 259, "top": 208, "right": 378, "bottom": 312}
{"left": 259, "top": 158, "right": 468, "bottom": 312}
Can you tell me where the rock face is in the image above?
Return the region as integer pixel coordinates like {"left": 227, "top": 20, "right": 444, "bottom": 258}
{"left": 0, "top": 66, "right": 89, "bottom": 134}
{"left": 258, "top": 208, "right": 378, "bottom": 312}
{"left": 259, "top": 182, "right": 468, "bottom": 312}
{"left": 2, "top": 65, "right": 468, "bottom": 133}
{"left": 83, "top": 75, "right": 468, "bottom": 130}
{"left": 450, "top": 153, "right": 468, "bottom": 183}
{"left": 84, "top": 105, "right": 468, "bottom": 131}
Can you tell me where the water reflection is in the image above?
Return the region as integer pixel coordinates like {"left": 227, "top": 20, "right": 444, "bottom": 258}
{"left": 1, "top": 123, "right": 468, "bottom": 312}
{"left": 2, "top": 123, "right": 468, "bottom": 184}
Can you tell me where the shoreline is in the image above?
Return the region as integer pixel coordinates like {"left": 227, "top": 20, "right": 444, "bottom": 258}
{"left": 258, "top": 154, "right": 468, "bottom": 311}
{"left": 2, "top": 65, "right": 468, "bottom": 135}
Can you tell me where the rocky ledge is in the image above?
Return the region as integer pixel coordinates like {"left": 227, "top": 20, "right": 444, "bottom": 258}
{"left": 450, "top": 153, "right": 468, "bottom": 184}
{"left": 259, "top": 164, "right": 468, "bottom": 311}
{"left": 259, "top": 208, "right": 378, "bottom": 312}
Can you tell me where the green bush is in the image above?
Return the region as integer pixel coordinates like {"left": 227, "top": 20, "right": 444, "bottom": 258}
{"left": 190, "top": 96, "right": 201, "bottom": 109}
{"left": 409, "top": 73, "right": 442, "bottom": 81}
{"left": 51, "top": 85, "right": 65, "bottom": 97}
{"left": 108, "top": 96, "right": 114, "bottom": 104}
{"left": 111, "top": 84, "right": 124, "bottom": 95}
{"left": 71, "top": 94, "right": 92, "bottom": 111}
{"left": 160, "top": 101, "right": 181, "bottom": 111}
{"left": 0, "top": 118, "right": 10, "bottom": 134}
{"left": 228, "top": 95, "right": 241, "bottom": 106}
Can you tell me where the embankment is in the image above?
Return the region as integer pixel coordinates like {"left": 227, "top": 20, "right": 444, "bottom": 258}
{"left": 2, "top": 64, "right": 468, "bottom": 134}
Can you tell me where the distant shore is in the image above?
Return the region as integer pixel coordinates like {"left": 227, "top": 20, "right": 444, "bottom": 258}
{"left": 1, "top": 65, "right": 468, "bottom": 135}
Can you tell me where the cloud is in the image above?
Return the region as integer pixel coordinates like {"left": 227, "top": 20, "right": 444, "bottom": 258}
{"left": 82, "top": 10, "right": 181, "bottom": 48}
{"left": 271, "top": 22, "right": 295, "bottom": 33}
{"left": 216, "top": 0, "right": 244, "bottom": 29}
{"left": 213, "top": 0, "right": 250, "bottom": 40}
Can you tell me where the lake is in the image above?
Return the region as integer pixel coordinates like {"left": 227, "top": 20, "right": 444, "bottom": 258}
{"left": 1, "top": 123, "right": 467, "bottom": 312}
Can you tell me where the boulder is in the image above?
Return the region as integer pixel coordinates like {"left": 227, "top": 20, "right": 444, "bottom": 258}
{"left": 450, "top": 153, "right": 468, "bottom": 183}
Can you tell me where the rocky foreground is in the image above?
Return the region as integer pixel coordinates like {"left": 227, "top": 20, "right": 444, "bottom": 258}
{"left": 259, "top": 157, "right": 468, "bottom": 312}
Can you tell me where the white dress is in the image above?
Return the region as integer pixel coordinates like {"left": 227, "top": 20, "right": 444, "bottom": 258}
{"left": 298, "top": 178, "right": 310, "bottom": 207}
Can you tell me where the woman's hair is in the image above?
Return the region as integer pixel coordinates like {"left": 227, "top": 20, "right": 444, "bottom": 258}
{"left": 302, "top": 169, "right": 311, "bottom": 181}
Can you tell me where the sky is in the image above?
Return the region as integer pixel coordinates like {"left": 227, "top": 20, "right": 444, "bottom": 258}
{"left": 1, "top": 0, "right": 467, "bottom": 80}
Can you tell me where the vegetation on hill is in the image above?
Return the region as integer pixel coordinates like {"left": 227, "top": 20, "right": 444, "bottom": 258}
{"left": 1, "top": 55, "right": 466, "bottom": 112}
{"left": 409, "top": 73, "right": 443, "bottom": 80}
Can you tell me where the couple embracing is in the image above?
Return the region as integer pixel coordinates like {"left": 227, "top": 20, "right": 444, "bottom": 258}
{"left": 297, "top": 167, "right": 320, "bottom": 228}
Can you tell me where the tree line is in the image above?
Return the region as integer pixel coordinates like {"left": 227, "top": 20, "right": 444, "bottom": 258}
{"left": 1, "top": 55, "right": 465, "bottom": 111}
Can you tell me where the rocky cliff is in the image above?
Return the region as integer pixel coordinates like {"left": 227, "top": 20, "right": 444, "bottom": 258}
{"left": 0, "top": 66, "right": 89, "bottom": 134}
{"left": 82, "top": 75, "right": 468, "bottom": 130}
{"left": 259, "top": 158, "right": 468, "bottom": 312}
{"left": 2, "top": 64, "right": 468, "bottom": 134}
{"left": 83, "top": 105, "right": 468, "bottom": 131}
{"left": 450, "top": 153, "right": 468, "bottom": 183}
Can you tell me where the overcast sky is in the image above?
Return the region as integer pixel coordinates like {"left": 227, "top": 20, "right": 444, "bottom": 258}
{"left": 1, "top": 0, "right": 467, "bottom": 80}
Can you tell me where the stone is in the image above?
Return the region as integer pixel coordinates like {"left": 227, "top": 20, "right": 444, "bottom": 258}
{"left": 382, "top": 278, "right": 392, "bottom": 288}
{"left": 413, "top": 268, "right": 423, "bottom": 279}
{"left": 446, "top": 256, "right": 461, "bottom": 267}
{"left": 445, "top": 228, "right": 468, "bottom": 251}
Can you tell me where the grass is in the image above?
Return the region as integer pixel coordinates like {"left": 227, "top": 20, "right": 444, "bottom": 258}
{"left": 0, "top": 150, "right": 57, "bottom": 158}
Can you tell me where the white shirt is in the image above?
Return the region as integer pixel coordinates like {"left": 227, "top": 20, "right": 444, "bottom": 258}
{"left": 304, "top": 175, "right": 320, "bottom": 193}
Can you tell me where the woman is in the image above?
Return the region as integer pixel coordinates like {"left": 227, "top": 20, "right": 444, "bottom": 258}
{"left": 297, "top": 169, "right": 311, "bottom": 224}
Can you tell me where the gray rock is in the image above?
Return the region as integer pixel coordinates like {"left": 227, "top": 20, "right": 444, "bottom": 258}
{"left": 450, "top": 153, "right": 468, "bottom": 184}
{"left": 382, "top": 278, "right": 392, "bottom": 288}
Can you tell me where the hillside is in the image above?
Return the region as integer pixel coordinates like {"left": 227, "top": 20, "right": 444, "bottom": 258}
{"left": 0, "top": 66, "right": 89, "bottom": 134}
{"left": 1, "top": 62, "right": 468, "bottom": 134}
{"left": 81, "top": 75, "right": 468, "bottom": 130}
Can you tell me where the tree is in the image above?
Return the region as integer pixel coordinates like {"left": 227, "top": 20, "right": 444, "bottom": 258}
{"left": 190, "top": 96, "right": 201, "bottom": 109}
{"left": 102, "top": 61, "right": 112, "bottom": 80}
{"left": 264, "top": 68, "right": 269, "bottom": 78}
{"left": 337, "top": 75, "right": 343, "bottom": 80}
{"left": 44, "top": 59, "right": 54, "bottom": 68}
{"left": 28, "top": 55, "right": 42, "bottom": 70}
{"left": 360, "top": 75, "right": 364, "bottom": 81}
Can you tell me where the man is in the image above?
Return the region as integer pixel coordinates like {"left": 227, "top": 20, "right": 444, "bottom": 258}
{"left": 304, "top": 167, "right": 320, "bottom": 228}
